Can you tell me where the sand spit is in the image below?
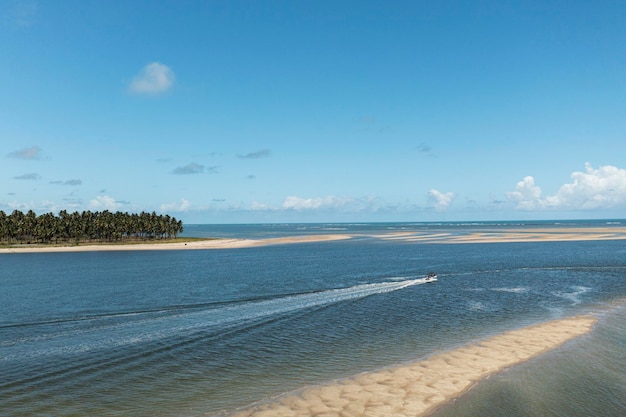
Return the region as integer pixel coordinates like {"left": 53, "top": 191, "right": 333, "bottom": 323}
{"left": 0, "top": 234, "right": 353, "bottom": 254}
{"left": 230, "top": 316, "right": 596, "bottom": 417}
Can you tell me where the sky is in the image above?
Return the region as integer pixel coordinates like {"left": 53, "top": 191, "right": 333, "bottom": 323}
{"left": 2, "top": 0, "right": 626, "bottom": 224}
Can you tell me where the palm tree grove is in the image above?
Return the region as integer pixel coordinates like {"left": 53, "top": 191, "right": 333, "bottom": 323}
{"left": 0, "top": 210, "right": 184, "bottom": 245}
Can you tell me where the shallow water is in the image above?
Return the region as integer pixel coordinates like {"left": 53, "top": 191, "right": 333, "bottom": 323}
{"left": 1, "top": 222, "right": 625, "bottom": 416}
{"left": 430, "top": 304, "right": 626, "bottom": 417}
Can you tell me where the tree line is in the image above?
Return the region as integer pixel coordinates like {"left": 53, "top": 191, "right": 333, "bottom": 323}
{"left": 0, "top": 209, "right": 184, "bottom": 245}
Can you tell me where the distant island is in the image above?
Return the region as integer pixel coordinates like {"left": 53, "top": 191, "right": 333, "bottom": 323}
{"left": 0, "top": 209, "right": 184, "bottom": 246}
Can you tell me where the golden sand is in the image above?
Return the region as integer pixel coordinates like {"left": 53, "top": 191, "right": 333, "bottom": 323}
{"left": 230, "top": 316, "right": 596, "bottom": 417}
{"left": 0, "top": 234, "right": 353, "bottom": 254}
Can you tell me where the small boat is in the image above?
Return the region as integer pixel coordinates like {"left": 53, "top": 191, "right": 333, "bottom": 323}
{"left": 424, "top": 272, "right": 438, "bottom": 283}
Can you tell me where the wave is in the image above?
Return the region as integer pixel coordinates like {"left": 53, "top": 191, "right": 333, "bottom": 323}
{"left": 492, "top": 287, "right": 530, "bottom": 294}
{"left": 553, "top": 286, "right": 592, "bottom": 305}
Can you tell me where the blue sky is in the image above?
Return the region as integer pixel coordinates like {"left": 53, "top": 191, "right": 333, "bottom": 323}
{"left": 2, "top": 0, "right": 626, "bottom": 223}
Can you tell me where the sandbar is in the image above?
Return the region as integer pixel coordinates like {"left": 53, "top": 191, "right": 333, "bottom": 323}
{"left": 0, "top": 234, "right": 353, "bottom": 254}
{"left": 229, "top": 315, "right": 596, "bottom": 417}
{"left": 377, "top": 227, "right": 626, "bottom": 244}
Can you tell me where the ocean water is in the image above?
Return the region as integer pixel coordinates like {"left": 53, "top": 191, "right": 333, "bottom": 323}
{"left": 1, "top": 221, "right": 625, "bottom": 416}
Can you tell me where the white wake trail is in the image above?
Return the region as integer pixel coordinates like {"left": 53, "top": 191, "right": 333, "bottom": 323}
{"left": 4, "top": 278, "right": 427, "bottom": 359}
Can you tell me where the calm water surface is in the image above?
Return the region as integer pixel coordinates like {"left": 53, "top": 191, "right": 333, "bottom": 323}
{"left": 1, "top": 222, "right": 625, "bottom": 416}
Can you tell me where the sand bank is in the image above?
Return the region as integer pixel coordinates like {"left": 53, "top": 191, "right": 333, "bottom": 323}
{"left": 0, "top": 234, "right": 353, "bottom": 254}
{"left": 378, "top": 227, "right": 626, "bottom": 244}
{"left": 444, "top": 227, "right": 626, "bottom": 244}
{"left": 230, "top": 315, "right": 596, "bottom": 417}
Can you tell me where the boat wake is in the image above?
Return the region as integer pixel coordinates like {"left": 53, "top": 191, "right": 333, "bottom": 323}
{"left": 1, "top": 277, "right": 429, "bottom": 360}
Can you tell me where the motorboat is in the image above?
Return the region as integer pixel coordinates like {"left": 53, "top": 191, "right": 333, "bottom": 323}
{"left": 424, "top": 272, "right": 438, "bottom": 283}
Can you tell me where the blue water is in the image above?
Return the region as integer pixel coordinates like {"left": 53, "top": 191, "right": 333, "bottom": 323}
{"left": 1, "top": 222, "right": 625, "bottom": 416}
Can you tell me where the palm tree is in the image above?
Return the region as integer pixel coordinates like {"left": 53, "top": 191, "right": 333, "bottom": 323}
{"left": 24, "top": 210, "right": 37, "bottom": 243}
{"left": 37, "top": 212, "right": 57, "bottom": 243}
{"left": 1, "top": 209, "right": 183, "bottom": 245}
{"left": 0, "top": 210, "right": 8, "bottom": 244}
{"left": 9, "top": 210, "right": 25, "bottom": 243}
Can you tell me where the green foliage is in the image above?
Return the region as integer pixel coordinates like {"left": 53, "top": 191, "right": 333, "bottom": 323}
{"left": 0, "top": 209, "right": 184, "bottom": 245}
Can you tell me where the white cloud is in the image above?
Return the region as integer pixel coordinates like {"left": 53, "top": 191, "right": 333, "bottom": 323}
{"left": 278, "top": 195, "right": 387, "bottom": 214}
{"left": 160, "top": 198, "right": 191, "bottom": 213}
{"left": 250, "top": 201, "right": 271, "bottom": 211}
{"left": 428, "top": 189, "right": 454, "bottom": 211}
{"left": 548, "top": 163, "right": 626, "bottom": 209}
{"left": 38, "top": 200, "right": 55, "bottom": 210}
{"left": 0, "top": 200, "right": 29, "bottom": 212}
{"left": 507, "top": 163, "right": 626, "bottom": 211}
{"left": 129, "top": 62, "right": 175, "bottom": 94}
{"left": 282, "top": 195, "right": 354, "bottom": 210}
{"left": 88, "top": 195, "right": 123, "bottom": 211}
{"left": 506, "top": 176, "right": 545, "bottom": 210}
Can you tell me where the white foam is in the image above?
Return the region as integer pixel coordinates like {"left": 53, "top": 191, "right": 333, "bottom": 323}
{"left": 492, "top": 287, "right": 530, "bottom": 294}
{"left": 552, "top": 286, "right": 592, "bottom": 305}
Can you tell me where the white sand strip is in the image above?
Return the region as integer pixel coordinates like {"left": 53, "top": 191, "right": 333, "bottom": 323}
{"left": 0, "top": 234, "right": 353, "bottom": 254}
{"left": 230, "top": 316, "right": 596, "bottom": 417}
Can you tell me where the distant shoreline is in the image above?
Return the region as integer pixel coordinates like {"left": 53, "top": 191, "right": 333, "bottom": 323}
{"left": 0, "top": 234, "right": 353, "bottom": 254}
{"left": 2, "top": 226, "right": 626, "bottom": 254}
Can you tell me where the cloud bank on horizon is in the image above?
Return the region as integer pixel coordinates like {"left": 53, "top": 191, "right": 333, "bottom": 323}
{"left": 507, "top": 164, "right": 626, "bottom": 211}
{"left": 3, "top": 145, "right": 626, "bottom": 222}
{"left": 2, "top": 2, "right": 626, "bottom": 223}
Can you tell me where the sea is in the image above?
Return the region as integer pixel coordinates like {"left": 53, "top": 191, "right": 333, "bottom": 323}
{"left": 1, "top": 220, "right": 625, "bottom": 417}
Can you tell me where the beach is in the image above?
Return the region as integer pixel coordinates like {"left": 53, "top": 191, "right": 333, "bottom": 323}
{"left": 0, "top": 234, "right": 353, "bottom": 253}
{"left": 2, "top": 225, "right": 626, "bottom": 254}
{"left": 229, "top": 316, "right": 596, "bottom": 417}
